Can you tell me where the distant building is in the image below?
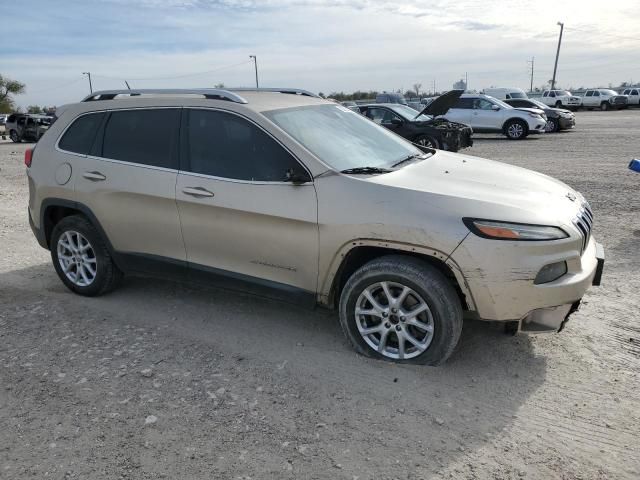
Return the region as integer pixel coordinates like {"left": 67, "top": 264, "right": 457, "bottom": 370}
{"left": 453, "top": 79, "right": 467, "bottom": 90}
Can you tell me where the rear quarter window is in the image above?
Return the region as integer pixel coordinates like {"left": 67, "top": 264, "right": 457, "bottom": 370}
{"left": 58, "top": 112, "right": 105, "bottom": 154}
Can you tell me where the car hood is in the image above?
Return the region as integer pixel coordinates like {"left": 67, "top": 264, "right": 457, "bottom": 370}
{"left": 368, "top": 150, "right": 583, "bottom": 222}
{"left": 418, "top": 89, "right": 464, "bottom": 117}
{"left": 513, "top": 107, "right": 545, "bottom": 115}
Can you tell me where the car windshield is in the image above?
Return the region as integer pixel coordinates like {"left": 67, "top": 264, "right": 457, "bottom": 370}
{"left": 601, "top": 89, "right": 618, "bottom": 96}
{"left": 528, "top": 99, "right": 548, "bottom": 109}
{"left": 509, "top": 92, "right": 527, "bottom": 99}
{"left": 488, "top": 97, "right": 513, "bottom": 109}
{"left": 558, "top": 91, "right": 572, "bottom": 96}
{"left": 388, "top": 104, "right": 432, "bottom": 121}
{"left": 264, "top": 104, "right": 422, "bottom": 171}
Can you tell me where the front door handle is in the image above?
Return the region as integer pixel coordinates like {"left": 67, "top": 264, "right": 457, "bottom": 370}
{"left": 182, "top": 186, "right": 215, "bottom": 198}
{"left": 83, "top": 171, "right": 106, "bottom": 181}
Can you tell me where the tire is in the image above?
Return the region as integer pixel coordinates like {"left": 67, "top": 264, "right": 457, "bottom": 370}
{"left": 9, "top": 130, "right": 20, "bottom": 143}
{"left": 50, "top": 215, "right": 122, "bottom": 296}
{"left": 545, "top": 118, "right": 558, "bottom": 133}
{"left": 504, "top": 119, "right": 528, "bottom": 140}
{"left": 414, "top": 134, "right": 440, "bottom": 150}
{"left": 554, "top": 101, "right": 563, "bottom": 108}
{"left": 338, "top": 255, "right": 463, "bottom": 365}
{"left": 600, "top": 102, "right": 609, "bottom": 111}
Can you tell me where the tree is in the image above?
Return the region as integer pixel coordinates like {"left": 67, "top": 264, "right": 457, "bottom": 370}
{"left": 412, "top": 83, "right": 422, "bottom": 97}
{"left": 27, "top": 105, "right": 43, "bottom": 114}
{"left": 0, "top": 74, "right": 25, "bottom": 113}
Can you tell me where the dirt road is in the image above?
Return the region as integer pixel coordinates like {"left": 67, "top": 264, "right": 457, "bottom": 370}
{"left": 1, "top": 111, "right": 638, "bottom": 479}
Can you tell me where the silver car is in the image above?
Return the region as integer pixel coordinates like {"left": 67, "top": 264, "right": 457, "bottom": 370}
{"left": 26, "top": 88, "right": 604, "bottom": 365}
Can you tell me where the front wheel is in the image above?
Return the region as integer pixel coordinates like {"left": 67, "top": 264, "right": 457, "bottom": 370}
{"left": 9, "top": 130, "right": 20, "bottom": 143}
{"left": 555, "top": 101, "right": 563, "bottom": 108}
{"left": 338, "top": 255, "right": 463, "bottom": 365}
{"left": 414, "top": 134, "right": 440, "bottom": 150}
{"left": 545, "top": 118, "right": 558, "bottom": 133}
{"left": 505, "top": 119, "right": 528, "bottom": 140}
{"left": 600, "top": 102, "right": 610, "bottom": 111}
{"left": 50, "top": 215, "right": 122, "bottom": 296}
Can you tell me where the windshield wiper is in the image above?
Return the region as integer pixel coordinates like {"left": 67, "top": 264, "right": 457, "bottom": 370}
{"left": 340, "top": 166, "right": 393, "bottom": 175}
{"left": 391, "top": 153, "right": 427, "bottom": 168}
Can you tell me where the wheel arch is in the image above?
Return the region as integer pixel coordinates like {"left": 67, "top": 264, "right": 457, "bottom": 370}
{"left": 40, "top": 199, "right": 119, "bottom": 266}
{"left": 502, "top": 117, "right": 529, "bottom": 134}
{"left": 321, "top": 240, "right": 475, "bottom": 312}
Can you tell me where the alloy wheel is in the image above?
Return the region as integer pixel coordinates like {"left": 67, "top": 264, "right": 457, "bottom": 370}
{"left": 507, "top": 123, "right": 524, "bottom": 139}
{"left": 545, "top": 119, "right": 557, "bottom": 132}
{"left": 57, "top": 231, "right": 98, "bottom": 287}
{"left": 417, "top": 137, "right": 436, "bottom": 149}
{"left": 10, "top": 130, "right": 19, "bottom": 143}
{"left": 355, "top": 281, "right": 435, "bottom": 360}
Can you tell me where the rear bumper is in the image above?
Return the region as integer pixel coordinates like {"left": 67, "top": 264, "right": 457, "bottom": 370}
{"left": 29, "top": 208, "right": 48, "bottom": 249}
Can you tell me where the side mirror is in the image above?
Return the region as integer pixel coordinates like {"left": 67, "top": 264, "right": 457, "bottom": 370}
{"left": 285, "top": 168, "right": 310, "bottom": 185}
{"left": 491, "top": 104, "right": 500, "bottom": 111}
{"left": 390, "top": 118, "right": 403, "bottom": 126}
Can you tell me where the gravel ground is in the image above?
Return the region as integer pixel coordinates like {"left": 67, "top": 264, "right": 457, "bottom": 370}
{"left": 1, "top": 110, "right": 639, "bottom": 479}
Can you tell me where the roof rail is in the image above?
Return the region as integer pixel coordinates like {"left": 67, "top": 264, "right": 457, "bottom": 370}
{"left": 81, "top": 89, "right": 248, "bottom": 104}
{"left": 228, "top": 88, "right": 320, "bottom": 98}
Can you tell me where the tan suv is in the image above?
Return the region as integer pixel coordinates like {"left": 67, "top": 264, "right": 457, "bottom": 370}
{"left": 26, "top": 88, "right": 604, "bottom": 365}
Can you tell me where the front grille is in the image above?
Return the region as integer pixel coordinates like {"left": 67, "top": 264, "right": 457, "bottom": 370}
{"left": 573, "top": 202, "right": 593, "bottom": 253}
{"left": 613, "top": 97, "right": 628, "bottom": 104}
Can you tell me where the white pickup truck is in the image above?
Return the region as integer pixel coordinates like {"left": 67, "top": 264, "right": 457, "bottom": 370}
{"left": 581, "top": 89, "right": 628, "bottom": 110}
{"left": 622, "top": 88, "right": 640, "bottom": 106}
{"left": 539, "top": 90, "right": 582, "bottom": 109}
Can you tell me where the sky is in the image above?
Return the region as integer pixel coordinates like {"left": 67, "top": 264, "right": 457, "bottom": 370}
{"left": 2, "top": 0, "right": 640, "bottom": 108}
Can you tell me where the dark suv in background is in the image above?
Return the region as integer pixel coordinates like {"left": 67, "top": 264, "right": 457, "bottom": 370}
{"left": 504, "top": 98, "right": 575, "bottom": 133}
{"left": 5, "top": 113, "right": 52, "bottom": 142}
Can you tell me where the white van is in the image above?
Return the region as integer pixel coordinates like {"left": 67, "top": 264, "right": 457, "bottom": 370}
{"left": 483, "top": 87, "right": 528, "bottom": 100}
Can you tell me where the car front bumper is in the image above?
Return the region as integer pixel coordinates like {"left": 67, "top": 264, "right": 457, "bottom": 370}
{"left": 558, "top": 116, "right": 576, "bottom": 129}
{"left": 451, "top": 234, "right": 604, "bottom": 327}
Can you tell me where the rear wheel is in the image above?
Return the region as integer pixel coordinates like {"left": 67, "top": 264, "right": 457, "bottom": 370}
{"left": 414, "top": 134, "right": 440, "bottom": 150}
{"left": 505, "top": 119, "right": 528, "bottom": 140}
{"left": 554, "top": 101, "right": 563, "bottom": 108}
{"left": 9, "top": 130, "right": 20, "bottom": 143}
{"left": 50, "top": 215, "right": 122, "bottom": 296}
{"left": 338, "top": 255, "right": 463, "bottom": 365}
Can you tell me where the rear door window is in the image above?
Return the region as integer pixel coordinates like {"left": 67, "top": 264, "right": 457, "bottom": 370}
{"left": 632, "top": 90, "right": 639, "bottom": 95}
{"left": 100, "top": 109, "right": 180, "bottom": 169}
{"left": 184, "top": 109, "right": 305, "bottom": 182}
{"left": 58, "top": 112, "right": 105, "bottom": 155}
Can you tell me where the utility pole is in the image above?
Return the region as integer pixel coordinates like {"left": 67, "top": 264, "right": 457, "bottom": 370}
{"left": 432, "top": 79, "right": 436, "bottom": 95}
{"left": 551, "top": 22, "right": 564, "bottom": 90}
{"left": 465, "top": 72, "right": 468, "bottom": 91}
{"left": 82, "top": 72, "right": 93, "bottom": 94}
{"left": 249, "top": 55, "right": 259, "bottom": 88}
{"left": 527, "top": 57, "right": 535, "bottom": 93}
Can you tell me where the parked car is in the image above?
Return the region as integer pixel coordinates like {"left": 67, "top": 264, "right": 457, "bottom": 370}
{"left": 358, "top": 90, "right": 473, "bottom": 151}
{"left": 504, "top": 98, "right": 575, "bottom": 132}
{"left": 5, "top": 113, "right": 51, "bottom": 143}
{"left": 26, "top": 87, "right": 603, "bottom": 365}
{"left": 483, "top": 87, "right": 528, "bottom": 100}
{"left": 539, "top": 90, "right": 582, "bottom": 109}
{"left": 407, "top": 101, "right": 422, "bottom": 111}
{"left": 0, "top": 113, "right": 9, "bottom": 125}
{"left": 622, "top": 88, "right": 640, "bottom": 106}
{"left": 375, "top": 92, "right": 408, "bottom": 105}
{"left": 581, "top": 89, "right": 628, "bottom": 110}
{"left": 442, "top": 94, "right": 547, "bottom": 140}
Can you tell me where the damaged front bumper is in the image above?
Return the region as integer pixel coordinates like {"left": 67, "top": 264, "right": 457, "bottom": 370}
{"left": 520, "top": 242, "right": 604, "bottom": 333}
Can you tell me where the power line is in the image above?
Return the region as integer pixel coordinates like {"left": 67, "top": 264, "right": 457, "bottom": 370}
{"left": 91, "top": 60, "right": 252, "bottom": 82}
{"left": 564, "top": 26, "right": 640, "bottom": 43}
{"left": 26, "top": 77, "right": 85, "bottom": 94}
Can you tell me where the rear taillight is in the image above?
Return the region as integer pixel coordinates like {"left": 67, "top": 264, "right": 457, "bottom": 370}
{"left": 25, "top": 148, "right": 33, "bottom": 168}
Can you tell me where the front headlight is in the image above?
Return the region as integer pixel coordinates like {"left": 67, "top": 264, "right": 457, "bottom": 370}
{"left": 463, "top": 218, "right": 569, "bottom": 241}
{"left": 528, "top": 113, "right": 542, "bottom": 118}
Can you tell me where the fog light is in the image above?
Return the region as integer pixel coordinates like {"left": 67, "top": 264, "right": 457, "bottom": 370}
{"left": 534, "top": 261, "right": 567, "bottom": 284}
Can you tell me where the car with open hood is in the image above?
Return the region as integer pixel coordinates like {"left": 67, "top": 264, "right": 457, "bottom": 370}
{"left": 358, "top": 90, "right": 473, "bottom": 151}
{"left": 26, "top": 87, "right": 603, "bottom": 366}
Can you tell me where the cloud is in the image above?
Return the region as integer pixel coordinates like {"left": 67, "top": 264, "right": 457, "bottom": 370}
{"left": 3, "top": 0, "right": 640, "bottom": 107}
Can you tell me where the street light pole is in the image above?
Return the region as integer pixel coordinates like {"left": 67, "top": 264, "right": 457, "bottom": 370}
{"left": 82, "top": 72, "right": 93, "bottom": 94}
{"left": 551, "top": 22, "right": 564, "bottom": 90}
{"left": 249, "top": 55, "right": 259, "bottom": 88}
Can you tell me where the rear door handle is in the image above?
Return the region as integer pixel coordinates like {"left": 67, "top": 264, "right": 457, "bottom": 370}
{"left": 182, "top": 186, "right": 215, "bottom": 198}
{"left": 83, "top": 171, "right": 106, "bottom": 181}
